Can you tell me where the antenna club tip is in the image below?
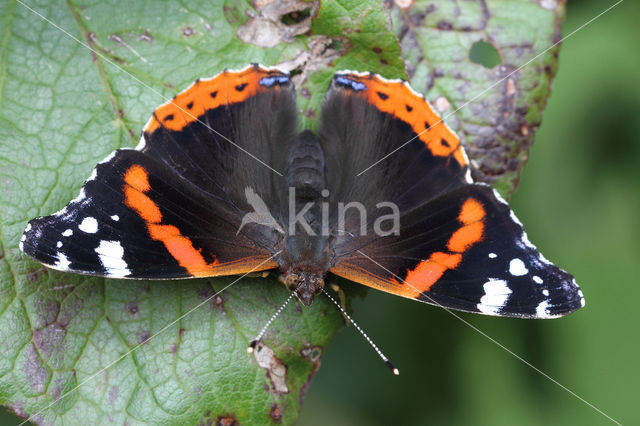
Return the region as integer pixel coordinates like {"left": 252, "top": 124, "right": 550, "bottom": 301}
{"left": 385, "top": 360, "right": 400, "bottom": 376}
{"left": 247, "top": 340, "right": 258, "bottom": 353}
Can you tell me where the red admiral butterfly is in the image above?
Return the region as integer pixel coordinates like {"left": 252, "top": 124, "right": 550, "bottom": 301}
{"left": 20, "top": 64, "right": 584, "bottom": 324}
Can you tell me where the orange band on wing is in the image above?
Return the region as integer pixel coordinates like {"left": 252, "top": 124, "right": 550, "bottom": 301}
{"left": 124, "top": 164, "right": 151, "bottom": 191}
{"left": 144, "top": 65, "right": 288, "bottom": 134}
{"left": 338, "top": 73, "right": 467, "bottom": 166}
{"left": 123, "top": 165, "right": 220, "bottom": 276}
{"left": 399, "top": 198, "right": 486, "bottom": 296}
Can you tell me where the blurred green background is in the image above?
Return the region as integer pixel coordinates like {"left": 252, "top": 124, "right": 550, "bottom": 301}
{"left": 2, "top": 0, "right": 637, "bottom": 424}
{"left": 300, "top": 0, "right": 640, "bottom": 425}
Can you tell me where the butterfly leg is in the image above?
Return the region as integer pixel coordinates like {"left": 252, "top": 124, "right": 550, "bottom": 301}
{"left": 328, "top": 283, "right": 349, "bottom": 325}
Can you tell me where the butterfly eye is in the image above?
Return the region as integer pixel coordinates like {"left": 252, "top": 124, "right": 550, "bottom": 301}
{"left": 284, "top": 273, "right": 299, "bottom": 290}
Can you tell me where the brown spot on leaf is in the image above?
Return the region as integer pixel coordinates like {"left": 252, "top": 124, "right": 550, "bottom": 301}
{"left": 198, "top": 284, "right": 218, "bottom": 310}
{"left": 372, "top": 46, "right": 382, "bottom": 54}
{"left": 58, "top": 292, "right": 83, "bottom": 327}
{"left": 213, "top": 295, "right": 225, "bottom": 310}
{"left": 109, "top": 385, "right": 118, "bottom": 403}
{"left": 252, "top": 342, "right": 289, "bottom": 394}
{"left": 275, "top": 35, "right": 349, "bottom": 88}
{"left": 182, "top": 27, "right": 195, "bottom": 37}
{"left": 138, "top": 331, "right": 150, "bottom": 344}
{"left": 9, "top": 402, "right": 27, "bottom": 420}
{"left": 539, "top": 0, "right": 558, "bottom": 10}
{"left": 126, "top": 302, "right": 138, "bottom": 315}
{"left": 434, "top": 96, "right": 451, "bottom": 112}
{"left": 33, "top": 322, "right": 66, "bottom": 359}
{"left": 32, "top": 296, "right": 60, "bottom": 328}
{"left": 505, "top": 78, "right": 516, "bottom": 96}
{"left": 216, "top": 416, "right": 237, "bottom": 426}
{"left": 23, "top": 344, "right": 48, "bottom": 393}
{"left": 394, "top": 0, "right": 415, "bottom": 9}
{"left": 270, "top": 403, "right": 283, "bottom": 422}
{"left": 299, "top": 344, "right": 322, "bottom": 406}
{"left": 27, "top": 266, "right": 46, "bottom": 283}
{"left": 437, "top": 20, "right": 453, "bottom": 30}
{"left": 137, "top": 29, "right": 153, "bottom": 42}
{"left": 237, "top": 0, "right": 319, "bottom": 48}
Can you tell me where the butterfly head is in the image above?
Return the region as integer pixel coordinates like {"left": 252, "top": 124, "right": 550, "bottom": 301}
{"left": 283, "top": 271, "right": 325, "bottom": 306}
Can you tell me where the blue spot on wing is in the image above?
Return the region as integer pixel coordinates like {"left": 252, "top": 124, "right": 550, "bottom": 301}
{"left": 334, "top": 76, "right": 367, "bottom": 91}
{"left": 259, "top": 76, "right": 290, "bottom": 87}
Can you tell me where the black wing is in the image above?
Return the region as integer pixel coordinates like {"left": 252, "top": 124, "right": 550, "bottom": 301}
{"left": 21, "top": 65, "right": 294, "bottom": 278}
{"left": 320, "top": 72, "right": 584, "bottom": 318}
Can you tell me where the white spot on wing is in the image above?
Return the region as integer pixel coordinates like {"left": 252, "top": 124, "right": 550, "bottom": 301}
{"left": 95, "top": 240, "right": 130, "bottom": 278}
{"left": 25, "top": 223, "right": 32, "bottom": 232}
{"left": 509, "top": 258, "right": 528, "bottom": 276}
{"left": 477, "top": 279, "right": 512, "bottom": 315}
{"left": 533, "top": 275, "right": 543, "bottom": 284}
{"left": 79, "top": 217, "right": 98, "bottom": 233}
{"left": 56, "top": 241, "right": 62, "bottom": 248}
{"left": 54, "top": 252, "right": 71, "bottom": 270}
{"left": 488, "top": 252, "right": 497, "bottom": 258}
{"left": 135, "top": 135, "right": 146, "bottom": 150}
{"left": 536, "top": 300, "right": 551, "bottom": 318}
{"left": 542, "top": 289, "right": 550, "bottom": 296}
{"left": 464, "top": 168, "right": 473, "bottom": 183}
{"left": 111, "top": 215, "right": 119, "bottom": 221}
{"left": 19, "top": 241, "right": 24, "bottom": 251}
{"left": 578, "top": 288, "right": 586, "bottom": 307}
{"left": 62, "top": 229, "right": 73, "bottom": 237}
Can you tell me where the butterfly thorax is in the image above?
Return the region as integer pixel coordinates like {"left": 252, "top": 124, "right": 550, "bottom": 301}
{"left": 279, "top": 130, "right": 330, "bottom": 305}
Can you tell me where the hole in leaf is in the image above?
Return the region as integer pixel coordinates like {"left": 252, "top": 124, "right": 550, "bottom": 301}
{"left": 469, "top": 40, "right": 501, "bottom": 69}
{"left": 280, "top": 7, "right": 312, "bottom": 25}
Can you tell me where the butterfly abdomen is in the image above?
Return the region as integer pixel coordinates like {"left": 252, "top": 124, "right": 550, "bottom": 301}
{"left": 285, "top": 130, "right": 326, "bottom": 199}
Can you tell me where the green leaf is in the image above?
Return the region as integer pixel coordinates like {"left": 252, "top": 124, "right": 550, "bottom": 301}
{"left": 0, "top": 0, "right": 402, "bottom": 424}
{"left": 389, "top": 0, "right": 565, "bottom": 196}
{"left": 1, "top": 0, "right": 566, "bottom": 423}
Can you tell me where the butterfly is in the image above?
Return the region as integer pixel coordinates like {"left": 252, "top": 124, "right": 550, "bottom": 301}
{"left": 20, "top": 64, "right": 585, "bottom": 320}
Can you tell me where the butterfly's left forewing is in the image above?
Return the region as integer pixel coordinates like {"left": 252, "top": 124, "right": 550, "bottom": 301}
{"left": 21, "top": 65, "right": 294, "bottom": 279}
{"left": 21, "top": 149, "right": 279, "bottom": 278}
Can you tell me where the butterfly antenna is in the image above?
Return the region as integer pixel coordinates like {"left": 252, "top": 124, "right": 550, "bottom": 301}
{"left": 247, "top": 292, "right": 296, "bottom": 353}
{"left": 321, "top": 288, "right": 399, "bottom": 376}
